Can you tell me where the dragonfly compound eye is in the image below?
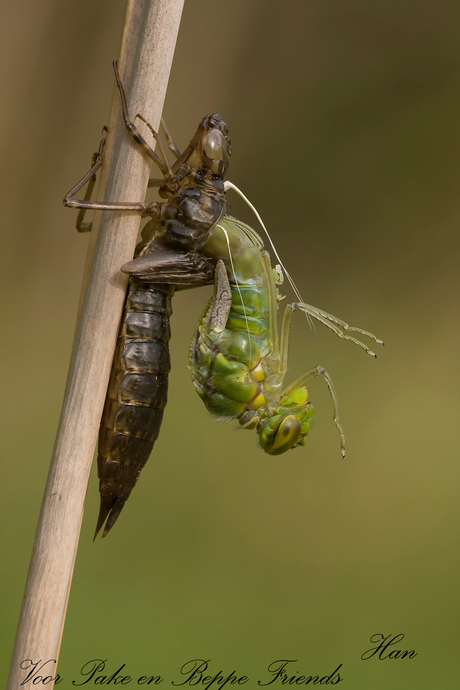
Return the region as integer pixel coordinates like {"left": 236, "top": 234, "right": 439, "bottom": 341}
{"left": 261, "top": 415, "right": 302, "bottom": 455}
{"left": 202, "top": 129, "right": 226, "bottom": 161}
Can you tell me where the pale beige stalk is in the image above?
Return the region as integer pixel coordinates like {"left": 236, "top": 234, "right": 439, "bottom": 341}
{"left": 7, "top": 1, "right": 185, "bottom": 688}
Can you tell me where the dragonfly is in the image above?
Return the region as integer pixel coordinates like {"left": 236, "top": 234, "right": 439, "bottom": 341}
{"left": 65, "top": 61, "right": 231, "bottom": 537}
{"left": 65, "top": 62, "right": 383, "bottom": 537}
{"left": 190, "top": 215, "right": 383, "bottom": 456}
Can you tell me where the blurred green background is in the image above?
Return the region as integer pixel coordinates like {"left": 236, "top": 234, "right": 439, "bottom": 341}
{"left": 1, "top": 0, "right": 459, "bottom": 687}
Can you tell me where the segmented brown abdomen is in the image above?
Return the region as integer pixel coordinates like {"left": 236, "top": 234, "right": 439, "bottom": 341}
{"left": 95, "top": 279, "right": 174, "bottom": 537}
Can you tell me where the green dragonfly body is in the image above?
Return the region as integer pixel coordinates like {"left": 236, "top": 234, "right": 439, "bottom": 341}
{"left": 190, "top": 214, "right": 383, "bottom": 456}
{"left": 190, "top": 215, "right": 316, "bottom": 455}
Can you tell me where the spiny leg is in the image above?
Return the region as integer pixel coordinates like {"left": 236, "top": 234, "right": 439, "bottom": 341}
{"left": 301, "top": 303, "right": 384, "bottom": 346}
{"left": 277, "top": 302, "right": 345, "bottom": 455}
{"left": 135, "top": 113, "right": 172, "bottom": 176}
{"left": 287, "top": 302, "right": 383, "bottom": 357}
{"left": 64, "top": 133, "right": 105, "bottom": 232}
{"left": 113, "top": 61, "right": 189, "bottom": 186}
{"left": 64, "top": 160, "right": 160, "bottom": 216}
{"left": 75, "top": 159, "right": 98, "bottom": 233}
{"left": 63, "top": 127, "right": 163, "bottom": 217}
{"left": 222, "top": 182, "right": 385, "bottom": 354}
{"left": 145, "top": 120, "right": 182, "bottom": 187}
{"left": 65, "top": 63, "right": 176, "bottom": 217}
{"left": 112, "top": 60, "right": 170, "bottom": 176}
{"left": 161, "top": 117, "right": 182, "bottom": 158}
{"left": 147, "top": 118, "right": 191, "bottom": 187}
{"left": 282, "top": 366, "right": 346, "bottom": 458}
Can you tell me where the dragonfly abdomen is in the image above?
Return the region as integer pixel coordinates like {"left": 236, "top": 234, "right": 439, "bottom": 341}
{"left": 95, "top": 280, "right": 174, "bottom": 537}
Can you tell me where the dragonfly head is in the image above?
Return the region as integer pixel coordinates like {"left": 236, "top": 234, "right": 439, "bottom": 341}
{"left": 186, "top": 114, "right": 232, "bottom": 177}
{"left": 258, "top": 388, "right": 315, "bottom": 455}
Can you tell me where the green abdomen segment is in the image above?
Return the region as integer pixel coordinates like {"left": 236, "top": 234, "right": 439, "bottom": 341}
{"left": 192, "top": 287, "right": 267, "bottom": 418}
{"left": 190, "top": 215, "right": 273, "bottom": 419}
{"left": 190, "top": 215, "right": 316, "bottom": 455}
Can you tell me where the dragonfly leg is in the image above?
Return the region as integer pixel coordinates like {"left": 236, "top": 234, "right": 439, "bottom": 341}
{"left": 113, "top": 60, "right": 171, "bottom": 177}
{"left": 66, "top": 133, "right": 106, "bottom": 233}
{"left": 277, "top": 302, "right": 346, "bottom": 455}
{"left": 282, "top": 365, "right": 346, "bottom": 458}
{"left": 64, "top": 63, "right": 182, "bottom": 226}
{"left": 145, "top": 120, "right": 182, "bottom": 187}
{"left": 161, "top": 117, "right": 182, "bottom": 158}
{"left": 64, "top": 161, "right": 162, "bottom": 218}
{"left": 63, "top": 125, "right": 164, "bottom": 222}
{"left": 287, "top": 301, "right": 383, "bottom": 357}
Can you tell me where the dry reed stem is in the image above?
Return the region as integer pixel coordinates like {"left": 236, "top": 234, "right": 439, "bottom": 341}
{"left": 7, "top": 1, "right": 185, "bottom": 687}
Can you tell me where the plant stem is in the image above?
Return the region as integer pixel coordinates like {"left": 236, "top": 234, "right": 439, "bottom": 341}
{"left": 6, "top": 1, "right": 185, "bottom": 688}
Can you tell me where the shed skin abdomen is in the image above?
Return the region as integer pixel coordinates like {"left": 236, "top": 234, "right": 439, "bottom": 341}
{"left": 96, "top": 280, "right": 173, "bottom": 528}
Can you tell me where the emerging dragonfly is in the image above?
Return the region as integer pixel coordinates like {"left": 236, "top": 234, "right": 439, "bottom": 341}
{"left": 65, "top": 62, "right": 383, "bottom": 537}
{"left": 189, "top": 216, "right": 383, "bottom": 456}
